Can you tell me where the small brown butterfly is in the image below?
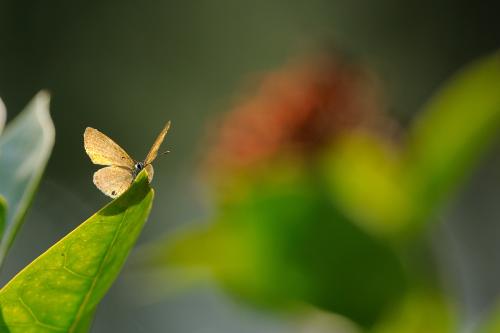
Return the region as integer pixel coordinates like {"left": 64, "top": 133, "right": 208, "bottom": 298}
{"left": 84, "top": 121, "right": 171, "bottom": 198}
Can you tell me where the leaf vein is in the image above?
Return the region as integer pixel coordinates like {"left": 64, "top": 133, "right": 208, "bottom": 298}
{"left": 67, "top": 206, "right": 130, "bottom": 332}
{"left": 17, "top": 296, "right": 65, "bottom": 331}
{"left": 62, "top": 266, "right": 92, "bottom": 280}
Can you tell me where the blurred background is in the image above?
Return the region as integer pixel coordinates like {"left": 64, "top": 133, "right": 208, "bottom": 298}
{"left": 1, "top": 0, "right": 500, "bottom": 332}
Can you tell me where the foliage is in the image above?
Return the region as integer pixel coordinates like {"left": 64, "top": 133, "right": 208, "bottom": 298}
{"left": 0, "top": 92, "right": 55, "bottom": 266}
{"left": 0, "top": 94, "right": 155, "bottom": 333}
{"left": 371, "top": 291, "right": 457, "bottom": 333}
{"left": 324, "top": 51, "right": 500, "bottom": 238}
{"left": 0, "top": 51, "right": 499, "bottom": 332}
{"left": 166, "top": 165, "right": 406, "bottom": 326}
{"left": 149, "top": 51, "right": 500, "bottom": 331}
{"left": 0, "top": 171, "right": 153, "bottom": 332}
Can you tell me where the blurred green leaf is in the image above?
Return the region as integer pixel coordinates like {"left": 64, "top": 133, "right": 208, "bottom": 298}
{"left": 0, "top": 171, "right": 154, "bottom": 333}
{"left": 0, "top": 91, "right": 55, "bottom": 266}
{"left": 371, "top": 290, "right": 457, "bottom": 333}
{"left": 147, "top": 51, "right": 500, "bottom": 330}
{"left": 324, "top": 52, "right": 500, "bottom": 237}
{"left": 407, "top": 51, "right": 500, "bottom": 219}
{"left": 161, "top": 165, "right": 406, "bottom": 327}
{"left": 322, "top": 132, "right": 412, "bottom": 236}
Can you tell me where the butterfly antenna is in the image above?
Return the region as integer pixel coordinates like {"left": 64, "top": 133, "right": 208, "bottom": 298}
{"left": 160, "top": 150, "right": 171, "bottom": 156}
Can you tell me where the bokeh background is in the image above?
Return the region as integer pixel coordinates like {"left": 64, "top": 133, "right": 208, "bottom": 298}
{"left": 1, "top": 1, "right": 500, "bottom": 332}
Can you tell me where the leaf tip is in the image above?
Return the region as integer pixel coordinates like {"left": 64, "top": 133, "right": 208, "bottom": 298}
{"left": 32, "top": 90, "right": 55, "bottom": 143}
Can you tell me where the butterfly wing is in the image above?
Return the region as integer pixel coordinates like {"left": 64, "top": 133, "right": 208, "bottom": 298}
{"left": 84, "top": 127, "right": 135, "bottom": 168}
{"left": 93, "top": 166, "right": 133, "bottom": 198}
{"left": 144, "top": 121, "right": 171, "bottom": 165}
{"left": 145, "top": 164, "right": 154, "bottom": 182}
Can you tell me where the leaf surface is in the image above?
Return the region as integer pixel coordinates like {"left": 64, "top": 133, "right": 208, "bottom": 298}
{"left": 323, "top": 52, "right": 500, "bottom": 236}
{"left": 0, "top": 92, "right": 55, "bottom": 265}
{"left": 407, "top": 51, "right": 500, "bottom": 217}
{"left": 0, "top": 171, "right": 154, "bottom": 333}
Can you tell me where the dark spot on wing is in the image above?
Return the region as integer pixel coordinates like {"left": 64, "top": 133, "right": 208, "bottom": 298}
{"left": 112, "top": 191, "right": 116, "bottom": 195}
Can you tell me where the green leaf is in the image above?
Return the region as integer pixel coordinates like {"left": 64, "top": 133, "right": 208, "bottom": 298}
{"left": 159, "top": 166, "right": 406, "bottom": 327}
{"left": 371, "top": 290, "right": 457, "bottom": 333}
{"left": 0, "top": 91, "right": 55, "bottom": 265}
{"left": 406, "top": 51, "right": 500, "bottom": 219}
{"left": 323, "top": 52, "right": 500, "bottom": 237}
{"left": 321, "top": 132, "right": 413, "bottom": 236}
{"left": 0, "top": 171, "right": 154, "bottom": 333}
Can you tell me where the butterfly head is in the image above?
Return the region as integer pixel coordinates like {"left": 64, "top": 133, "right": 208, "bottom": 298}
{"left": 133, "top": 161, "right": 145, "bottom": 177}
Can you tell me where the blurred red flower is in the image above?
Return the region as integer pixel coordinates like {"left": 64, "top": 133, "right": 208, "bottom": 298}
{"left": 206, "top": 54, "right": 391, "bottom": 172}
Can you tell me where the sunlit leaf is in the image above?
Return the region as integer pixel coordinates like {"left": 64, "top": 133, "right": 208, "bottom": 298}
{"left": 0, "top": 171, "right": 154, "bottom": 333}
{"left": 0, "top": 91, "right": 55, "bottom": 265}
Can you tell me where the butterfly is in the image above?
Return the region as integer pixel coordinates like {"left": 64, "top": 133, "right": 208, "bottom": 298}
{"left": 84, "top": 121, "right": 171, "bottom": 198}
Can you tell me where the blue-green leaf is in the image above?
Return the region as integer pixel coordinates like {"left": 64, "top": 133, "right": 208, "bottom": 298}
{"left": 0, "top": 91, "right": 55, "bottom": 266}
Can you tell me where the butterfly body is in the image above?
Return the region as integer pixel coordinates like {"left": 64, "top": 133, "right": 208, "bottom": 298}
{"left": 133, "top": 161, "right": 145, "bottom": 176}
{"left": 84, "top": 121, "right": 170, "bottom": 198}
